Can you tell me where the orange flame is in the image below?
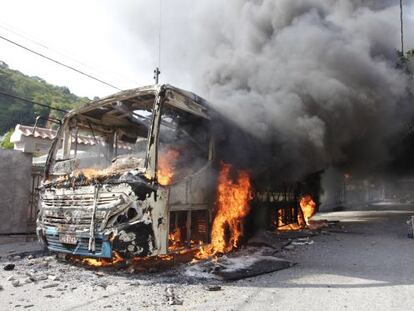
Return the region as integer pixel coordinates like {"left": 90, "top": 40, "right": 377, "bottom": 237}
{"left": 277, "top": 207, "right": 303, "bottom": 231}
{"left": 74, "top": 252, "right": 124, "bottom": 267}
{"left": 197, "top": 162, "right": 252, "bottom": 258}
{"left": 168, "top": 228, "right": 182, "bottom": 251}
{"left": 74, "top": 168, "right": 108, "bottom": 180}
{"left": 157, "top": 149, "right": 179, "bottom": 186}
{"left": 276, "top": 195, "right": 316, "bottom": 231}
{"left": 299, "top": 194, "right": 316, "bottom": 226}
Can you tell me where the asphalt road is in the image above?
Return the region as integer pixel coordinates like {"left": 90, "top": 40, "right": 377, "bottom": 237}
{"left": 1, "top": 203, "right": 413, "bottom": 310}
{"left": 187, "top": 203, "right": 414, "bottom": 311}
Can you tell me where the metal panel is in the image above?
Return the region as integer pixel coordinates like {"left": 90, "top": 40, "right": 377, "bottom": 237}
{"left": 44, "top": 226, "right": 112, "bottom": 258}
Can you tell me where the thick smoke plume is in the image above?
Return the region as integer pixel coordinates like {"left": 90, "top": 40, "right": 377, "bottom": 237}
{"left": 194, "top": 0, "right": 414, "bottom": 179}
{"left": 115, "top": 0, "right": 414, "bottom": 180}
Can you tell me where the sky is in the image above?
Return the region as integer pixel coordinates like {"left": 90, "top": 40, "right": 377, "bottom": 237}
{"left": 0, "top": 1, "right": 413, "bottom": 99}
{"left": 0, "top": 0, "right": 180, "bottom": 98}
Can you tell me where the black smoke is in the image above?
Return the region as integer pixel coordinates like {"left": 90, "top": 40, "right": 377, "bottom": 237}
{"left": 195, "top": 0, "right": 414, "bottom": 180}
{"left": 113, "top": 0, "right": 414, "bottom": 180}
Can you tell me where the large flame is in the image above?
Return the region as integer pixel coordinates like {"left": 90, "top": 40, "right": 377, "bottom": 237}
{"left": 157, "top": 149, "right": 179, "bottom": 186}
{"left": 197, "top": 162, "right": 252, "bottom": 258}
{"left": 168, "top": 228, "right": 182, "bottom": 251}
{"left": 299, "top": 194, "right": 316, "bottom": 226}
{"left": 276, "top": 195, "right": 316, "bottom": 231}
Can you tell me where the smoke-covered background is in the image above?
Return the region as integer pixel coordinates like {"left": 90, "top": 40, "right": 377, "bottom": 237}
{"left": 110, "top": 0, "right": 414, "bottom": 180}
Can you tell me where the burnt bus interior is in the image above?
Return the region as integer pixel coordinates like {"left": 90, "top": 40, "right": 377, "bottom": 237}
{"left": 243, "top": 172, "right": 321, "bottom": 239}
{"left": 46, "top": 90, "right": 156, "bottom": 175}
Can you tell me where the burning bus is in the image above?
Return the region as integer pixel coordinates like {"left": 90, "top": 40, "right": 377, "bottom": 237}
{"left": 37, "top": 84, "right": 217, "bottom": 259}
{"left": 36, "top": 84, "right": 319, "bottom": 261}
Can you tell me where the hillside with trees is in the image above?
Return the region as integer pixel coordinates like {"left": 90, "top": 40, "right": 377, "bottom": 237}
{"left": 0, "top": 61, "right": 90, "bottom": 134}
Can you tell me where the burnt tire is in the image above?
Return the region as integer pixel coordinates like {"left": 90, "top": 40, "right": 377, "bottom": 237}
{"left": 112, "top": 223, "right": 155, "bottom": 259}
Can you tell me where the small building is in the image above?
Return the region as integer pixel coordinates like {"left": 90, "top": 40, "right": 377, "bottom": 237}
{"left": 11, "top": 124, "right": 57, "bottom": 155}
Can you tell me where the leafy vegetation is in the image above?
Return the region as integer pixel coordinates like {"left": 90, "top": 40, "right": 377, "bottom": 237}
{"left": 0, "top": 61, "right": 90, "bottom": 134}
{"left": 0, "top": 128, "right": 14, "bottom": 149}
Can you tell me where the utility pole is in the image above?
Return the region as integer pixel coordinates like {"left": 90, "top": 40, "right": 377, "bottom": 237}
{"left": 154, "top": 0, "right": 162, "bottom": 85}
{"left": 400, "top": 0, "right": 404, "bottom": 56}
{"left": 153, "top": 67, "right": 161, "bottom": 84}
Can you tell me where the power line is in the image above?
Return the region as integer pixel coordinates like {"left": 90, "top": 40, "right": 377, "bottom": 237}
{"left": 0, "top": 22, "right": 140, "bottom": 86}
{"left": 0, "top": 34, "right": 122, "bottom": 91}
{"left": 0, "top": 23, "right": 49, "bottom": 50}
{"left": 0, "top": 90, "right": 68, "bottom": 113}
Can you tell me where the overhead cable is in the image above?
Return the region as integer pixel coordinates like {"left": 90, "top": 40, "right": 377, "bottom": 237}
{"left": 0, "top": 90, "right": 69, "bottom": 113}
{"left": 0, "top": 34, "right": 122, "bottom": 91}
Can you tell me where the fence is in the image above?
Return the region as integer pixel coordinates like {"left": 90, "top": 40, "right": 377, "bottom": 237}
{"left": 28, "top": 166, "right": 43, "bottom": 231}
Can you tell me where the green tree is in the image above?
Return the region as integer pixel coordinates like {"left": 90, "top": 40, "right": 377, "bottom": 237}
{"left": 0, "top": 129, "right": 14, "bottom": 149}
{"left": 0, "top": 61, "right": 90, "bottom": 133}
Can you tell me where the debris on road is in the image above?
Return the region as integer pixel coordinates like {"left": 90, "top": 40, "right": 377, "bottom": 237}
{"left": 94, "top": 280, "right": 108, "bottom": 289}
{"left": 186, "top": 248, "right": 293, "bottom": 281}
{"left": 23, "top": 277, "right": 33, "bottom": 284}
{"left": 165, "top": 286, "right": 183, "bottom": 305}
{"left": 3, "top": 263, "right": 15, "bottom": 271}
{"left": 48, "top": 275, "right": 59, "bottom": 281}
{"left": 35, "top": 275, "right": 48, "bottom": 281}
{"left": 41, "top": 283, "right": 59, "bottom": 289}
{"left": 0, "top": 220, "right": 342, "bottom": 310}
{"left": 291, "top": 238, "right": 315, "bottom": 246}
{"left": 11, "top": 280, "right": 21, "bottom": 287}
{"left": 204, "top": 285, "right": 221, "bottom": 291}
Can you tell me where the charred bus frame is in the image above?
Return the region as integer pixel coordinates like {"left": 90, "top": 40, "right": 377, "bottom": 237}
{"left": 37, "top": 84, "right": 216, "bottom": 259}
